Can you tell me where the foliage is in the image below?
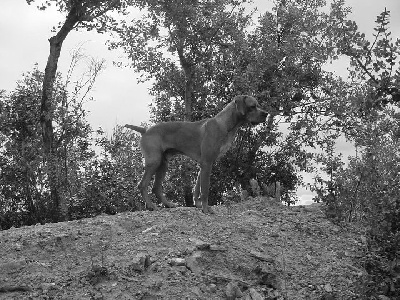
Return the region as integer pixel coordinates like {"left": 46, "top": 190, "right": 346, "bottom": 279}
{"left": 77, "top": 126, "right": 144, "bottom": 217}
{"left": 311, "top": 6, "right": 400, "bottom": 296}
{"left": 0, "top": 65, "right": 94, "bottom": 228}
{"left": 328, "top": 1, "right": 400, "bottom": 108}
{"left": 0, "top": 65, "right": 145, "bottom": 229}
{"left": 26, "top": 0, "right": 135, "bottom": 34}
{"left": 313, "top": 114, "right": 400, "bottom": 297}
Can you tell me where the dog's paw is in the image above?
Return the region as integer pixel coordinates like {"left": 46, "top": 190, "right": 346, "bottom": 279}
{"left": 146, "top": 203, "right": 159, "bottom": 211}
{"left": 202, "top": 205, "right": 215, "bottom": 215}
{"left": 163, "top": 201, "right": 177, "bottom": 208}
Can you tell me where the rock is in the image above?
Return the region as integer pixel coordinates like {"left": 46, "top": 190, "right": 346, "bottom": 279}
{"left": 130, "top": 253, "right": 151, "bottom": 272}
{"left": 186, "top": 251, "right": 202, "bottom": 274}
{"left": 189, "top": 237, "right": 210, "bottom": 250}
{"left": 254, "top": 265, "right": 280, "bottom": 289}
{"left": 245, "top": 288, "right": 264, "bottom": 300}
{"left": 209, "top": 244, "right": 228, "bottom": 251}
{"left": 249, "top": 250, "right": 275, "bottom": 263}
{"left": 259, "top": 272, "right": 280, "bottom": 289}
{"left": 40, "top": 282, "right": 57, "bottom": 292}
{"left": 209, "top": 283, "right": 217, "bottom": 293}
{"left": 377, "top": 296, "right": 390, "bottom": 300}
{"left": 225, "top": 282, "right": 243, "bottom": 300}
{"left": 142, "top": 226, "right": 156, "bottom": 234}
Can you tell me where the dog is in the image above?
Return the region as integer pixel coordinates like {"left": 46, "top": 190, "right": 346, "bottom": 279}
{"left": 125, "top": 95, "right": 268, "bottom": 214}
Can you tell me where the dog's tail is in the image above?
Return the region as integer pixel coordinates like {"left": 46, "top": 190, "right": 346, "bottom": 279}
{"left": 125, "top": 124, "right": 147, "bottom": 135}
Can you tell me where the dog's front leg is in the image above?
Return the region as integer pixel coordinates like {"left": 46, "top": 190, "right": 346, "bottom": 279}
{"left": 193, "top": 171, "right": 202, "bottom": 208}
{"left": 199, "top": 163, "right": 214, "bottom": 214}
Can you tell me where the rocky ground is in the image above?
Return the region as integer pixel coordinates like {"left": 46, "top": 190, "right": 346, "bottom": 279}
{"left": 0, "top": 198, "right": 368, "bottom": 299}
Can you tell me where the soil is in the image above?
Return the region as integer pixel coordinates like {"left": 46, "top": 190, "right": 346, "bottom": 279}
{"left": 0, "top": 198, "right": 367, "bottom": 300}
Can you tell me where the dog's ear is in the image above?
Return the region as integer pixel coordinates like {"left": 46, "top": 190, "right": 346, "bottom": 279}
{"left": 234, "top": 95, "right": 247, "bottom": 116}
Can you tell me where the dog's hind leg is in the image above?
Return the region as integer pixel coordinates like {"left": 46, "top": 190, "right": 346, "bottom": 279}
{"left": 152, "top": 157, "right": 176, "bottom": 208}
{"left": 138, "top": 159, "right": 160, "bottom": 211}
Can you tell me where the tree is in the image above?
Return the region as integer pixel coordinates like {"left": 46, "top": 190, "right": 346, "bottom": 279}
{"left": 109, "top": 0, "right": 356, "bottom": 205}
{"left": 111, "top": 0, "right": 252, "bottom": 121}
{"left": 111, "top": 0, "right": 255, "bottom": 205}
{"left": 26, "top": 0, "right": 134, "bottom": 221}
{"left": 209, "top": 0, "right": 351, "bottom": 199}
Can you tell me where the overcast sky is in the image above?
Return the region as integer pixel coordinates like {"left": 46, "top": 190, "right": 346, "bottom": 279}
{"left": 1, "top": 0, "right": 400, "bottom": 204}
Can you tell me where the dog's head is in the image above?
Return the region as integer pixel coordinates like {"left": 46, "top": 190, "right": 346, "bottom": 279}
{"left": 234, "top": 95, "right": 268, "bottom": 125}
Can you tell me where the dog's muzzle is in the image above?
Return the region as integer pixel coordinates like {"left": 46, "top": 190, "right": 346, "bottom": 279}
{"left": 250, "top": 109, "right": 268, "bottom": 125}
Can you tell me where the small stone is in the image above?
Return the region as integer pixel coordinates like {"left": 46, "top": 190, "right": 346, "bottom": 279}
{"left": 41, "top": 282, "right": 56, "bottom": 292}
{"left": 142, "top": 226, "right": 156, "bottom": 234}
{"left": 360, "top": 235, "right": 367, "bottom": 244}
{"left": 130, "top": 253, "right": 151, "bottom": 272}
{"left": 324, "top": 283, "right": 333, "bottom": 293}
{"left": 169, "top": 258, "right": 186, "bottom": 266}
{"left": 332, "top": 227, "right": 340, "bottom": 233}
{"left": 209, "top": 283, "right": 217, "bottom": 293}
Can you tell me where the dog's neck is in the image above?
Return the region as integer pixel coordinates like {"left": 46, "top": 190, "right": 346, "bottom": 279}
{"left": 215, "top": 102, "right": 246, "bottom": 133}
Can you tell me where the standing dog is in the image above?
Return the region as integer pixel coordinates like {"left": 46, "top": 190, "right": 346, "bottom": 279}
{"left": 126, "top": 95, "right": 268, "bottom": 214}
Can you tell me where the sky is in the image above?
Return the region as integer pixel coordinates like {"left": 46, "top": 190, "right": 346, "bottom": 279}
{"left": 1, "top": 0, "right": 400, "bottom": 204}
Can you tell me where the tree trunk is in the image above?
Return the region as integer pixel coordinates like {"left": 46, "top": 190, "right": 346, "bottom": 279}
{"left": 177, "top": 47, "right": 195, "bottom": 121}
{"left": 41, "top": 6, "right": 80, "bottom": 222}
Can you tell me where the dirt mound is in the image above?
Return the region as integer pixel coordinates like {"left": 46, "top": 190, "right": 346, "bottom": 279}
{"left": 0, "top": 198, "right": 365, "bottom": 299}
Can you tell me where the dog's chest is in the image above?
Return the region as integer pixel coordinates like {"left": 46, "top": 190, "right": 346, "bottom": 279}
{"left": 218, "top": 131, "right": 236, "bottom": 158}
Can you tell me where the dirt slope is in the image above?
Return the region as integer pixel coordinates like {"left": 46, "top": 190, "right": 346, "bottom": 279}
{"left": 0, "top": 198, "right": 365, "bottom": 300}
